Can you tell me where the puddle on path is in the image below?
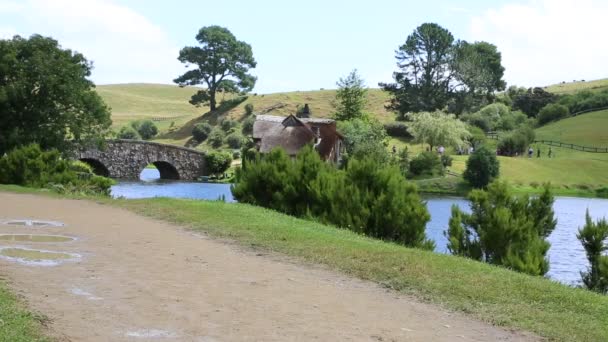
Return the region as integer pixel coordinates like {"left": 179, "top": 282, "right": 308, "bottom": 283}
{"left": 125, "top": 329, "right": 178, "bottom": 339}
{"left": 70, "top": 287, "right": 103, "bottom": 301}
{"left": 0, "top": 234, "right": 75, "bottom": 243}
{"left": 1, "top": 219, "right": 64, "bottom": 228}
{"left": 0, "top": 247, "right": 80, "bottom": 266}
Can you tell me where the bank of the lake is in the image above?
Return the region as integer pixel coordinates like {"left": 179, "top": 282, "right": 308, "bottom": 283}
{"left": 2, "top": 184, "right": 608, "bottom": 341}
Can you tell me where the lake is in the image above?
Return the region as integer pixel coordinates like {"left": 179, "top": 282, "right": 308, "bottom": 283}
{"left": 112, "top": 168, "right": 608, "bottom": 286}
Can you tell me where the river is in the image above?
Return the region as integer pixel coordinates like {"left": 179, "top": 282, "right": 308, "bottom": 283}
{"left": 112, "top": 169, "right": 608, "bottom": 286}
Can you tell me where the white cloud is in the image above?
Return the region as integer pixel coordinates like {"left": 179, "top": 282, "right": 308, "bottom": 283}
{"left": 470, "top": 0, "right": 608, "bottom": 87}
{"left": 3, "top": 0, "right": 181, "bottom": 84}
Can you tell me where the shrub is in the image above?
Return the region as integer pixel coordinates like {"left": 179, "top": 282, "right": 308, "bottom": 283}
{"left": 577, "top": 211, "right": 608, "bottom": 293}
{"left": 117, "top": 126, "right": 140, "bottom": 140}
{"left": 408, "top": 152, "right": 443, "bottom": 177}
{"left": 446, "top": 181, "right": 556, "bottom": 276}
{"left": 244, "top": 103, "right": 254, "bottom": 115}
{"left": 0, "top": 144, "right": 113, "bottom": 194}
{"left": 241, "top": 116, "right": 255, "bottom": 135}
{"left": 192, "top": 122, "right": 212, "bottom": 142}
{"left": 220, "top": 119, "right": 237, "bottom": 132}
{"left": 497, "top": 126, "right": 535, "bottom": 156}
{"left": 226, "top": 132, "right": 244, "bottom": 149}
{"left": 338, "top": 118, "right": 389, "bottom": 164}
{"left": 130, "top": 120, "right": 158, "bottom": 140}
{"left": 69, "top": 160, "right": 94, "bottom": 174}
{"left": 208, "top": 129, "right": 225, "bottom": 148}
{"left": 383, "top": 122, "right": 411, "bottom": 138}
{"left": 537, "top": 103, "right": 570, "bottom": 125}
{"left": 205, "top": 151, "right": 232, "bottom": 176}
{"left": 441, "top": 154, "right": 453, "bottom": 167}
{"left": 232, "top": 146, "right": 433, "bottom": 249}
{"left": 463, "top": 145, "right": 499, "bottom": 188}
{"left": 232, "top": 150, "right": 241, "bottom": 160}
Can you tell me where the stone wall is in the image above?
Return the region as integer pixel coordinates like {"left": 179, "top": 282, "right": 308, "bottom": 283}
{"left": 77, "top": 140, "right": 207, "bottom": 180}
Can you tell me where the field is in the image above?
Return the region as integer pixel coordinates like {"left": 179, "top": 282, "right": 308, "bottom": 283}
{"left": 544, "top": 78, "right": 608, "bottom": 94}
{"left": 536, "top": 109, "right": 608, "bottom": 146}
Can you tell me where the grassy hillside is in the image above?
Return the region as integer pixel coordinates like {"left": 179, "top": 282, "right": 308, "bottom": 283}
{"left": 536, "top": 109, "right": 608, "bottom": 146}
{"left": 545, "top": 78, "right": 608, "bottom": 94}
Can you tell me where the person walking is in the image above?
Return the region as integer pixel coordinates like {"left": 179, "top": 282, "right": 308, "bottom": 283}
{"left": 528, "top": 147, "right": 534, "bottom": 158}
{"left": 548, "top": 147, "right": 553, "bottom": 158}
{"left": 537, "top": 148, "right": 541, "bottom": 158}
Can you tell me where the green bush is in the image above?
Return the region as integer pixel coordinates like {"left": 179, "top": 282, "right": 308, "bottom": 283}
{"left": 117, "top": 126, "right": 141, "bottom": 140}
{"left": 537, "top": 103, "right": 570, "bottom": 125}
{"left": 463, "top": 145, "right": 499, "bottom": 188}
{"left": 130, "top": 120, "right": 158, "bottom": 140}
{"left": 69, "top": 160, "right": 94, "bottom": 174}
{"left": 383, "top": 122, "right": 411, "bottom": 138}
{"left": 441, "top": 154, "right": 453, "bottom": 167}
{"left": 241, "top": 116, "right": 255, "bottom": 135}
{"left": 205, "top": 151, "right": 232, "bottom": 176}
{"left": 408, "top": 152, "right": 443, "bottom": 177}
{"left": 226, "top": 133, "right": 244, "bottom": 149}
{"left": 220, "top": 119, "right": 238, "bottom": 132}
{"left": 192, "top": 122, "right": 212, "bottom": 142}
{"left": 232, "top": 146, "right": 433, "bottom": 249}
{"left": 497, "top": 126, "right": 535, "bottom": 156}
{"left": 208, "top": 129, "right": 225, "bottom": 148}
{"left": 446, "top": 181, "right": 556, "bottom": 276}
{"left": 0, "top": 144, "right": 113, "bottom": 195}
{"left": 577, "top": 211, "right": 608, "bottom": 294}
{"left": 244, "top": 103, "right": 254, "bottom": 115}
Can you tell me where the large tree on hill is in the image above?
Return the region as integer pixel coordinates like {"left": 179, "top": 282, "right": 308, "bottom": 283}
{"left": 0, "top": 35, "right": 111, "bottom": 155}
{"left": 174, "top": 26, "right": 257, "bottom": 111}
{"left": 381, "top": 23, "right": 506, "bottom": 117}
{"left": 333, "top": 69, "right": 368, "bottom": 121}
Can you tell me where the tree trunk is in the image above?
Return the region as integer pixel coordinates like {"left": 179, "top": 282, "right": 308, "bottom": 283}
{"left": 210, "top": 91, "right": 217, "bottom": 111}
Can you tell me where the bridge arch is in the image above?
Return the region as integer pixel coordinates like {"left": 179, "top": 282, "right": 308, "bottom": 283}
{"left": 149, "top": 161, "right": 180, "bottom": 180}
{"left": 79, "top": 158, "right": 110, "bottom": 177}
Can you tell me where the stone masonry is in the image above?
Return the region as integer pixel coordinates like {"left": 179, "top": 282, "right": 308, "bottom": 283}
{"left": 77, "top": 140, "right": 207, "bottom": 180}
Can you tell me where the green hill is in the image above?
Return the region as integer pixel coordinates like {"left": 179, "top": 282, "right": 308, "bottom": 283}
{"left": 544, "top": 78, "right": 608, "bottom": 94}
{"left": 536, "top": 109, "right": 608, "bottom": 146}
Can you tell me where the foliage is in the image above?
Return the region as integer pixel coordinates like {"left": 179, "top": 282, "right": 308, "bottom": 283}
{"left": 497, "top": 126, "right": 536, "bottom": 156}
{"left": 244, "top": 103, "right": 254, "bottom": 115}
{"left": 226, "top": 132, "right": 245, "bottom": 149}
{"left": 192, "top": 122, "right": 212, "bottom": 142}
{"left": 383, "top": 122, "right": 411, "bottom": 138}
{"left": 409, "top": 151, "right": 443, "bottom": 177}
{"left": 117, "top": 126, "right": 141, "bottom": 140}
{"left": 0, "top": 144, "right": 113, "bottom": 195}
{"left": 406, "top": 111, "right": 470, "bottom": 150}
{"left": 537, "top": 103, "right": 570, "bottom": 126}
{"left": 205, "top": 151, "right": 232, "bottom": 176}
{"left": 577, "top": 212, "right": 608, "bottom": 294}
{"left": 208, "top": 128, "right": 225, "bottom": 148}
{"left": 441, "top": 154, "right": 453, "bottom": 167}
{"left": 241, "top": 116, "right": 255, "bottom": 135}
{"left": 380, "top": 23, "right": 505, "bottom": 117}
{"left": 174, "top": 26, "right": 257, "bottom": 111}
{"left": 296, "top": 103, "right": 311, "bottom": 118}
{"left": 220, "top": 119, "right": 238, "bottom": 132}
{"left": 558, "top": 89, "right": 608, "bottom": 114}
{"left": 69, "top": 160, "right": 94, "bottom": 174}
{"left": 466, "top": 125, "right": 487, "bottom": 149}
{"left": 232, "top": 146, "right": 433, "bottom": 249}
{"left": 463, "top": 145, "right": 499, "bottom": 188}
{"left": 130, "top": 120, "right": 158, "bottom": 140}
{"left": 333, "top": 69, "right": 367, "bottom": 121}
{"left": 513, "top": 87, "right": 557, "bottom": 117}
{"left": 338, "top": 117, "right": 389, "bottom": 163}
{"left": 446, "top": 181, "right": 556, "bottom": 276}
{"left": 0, "top": 34, "right": 111, "bottom": 155}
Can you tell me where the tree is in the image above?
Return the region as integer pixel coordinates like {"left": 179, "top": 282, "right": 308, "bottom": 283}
{"left": 205, "top": 151, "right": 232, "bottom": 177}
{"left": 380, "top": 23, "right": 454, "bottom": 117}
{"left": 192, "top": 122, "right": 212, "bottom": 142}
{"left": 174, "top": 26, "right": 257, "bottom": 111}
{"left": 446, "top": 181, "right": 556, "bottom": 276}
{"left": 338, "top": 118, "right": 389, "bottom": 163}
{"left": 577, "top": 211, "right": 608, "bottom": 294}
{"left": 406, "top": 111, "right": 470, "bottom": 151}
{"left": 537, "top": 103, "right": 569, "bottom": 125}
{"left": 0, "top": 35, "right": 111, "bottom": 155}
{"left": 450, "top": 41, "right": 506, "bottom": 112}
{"left": 463, "top": 145, "right": 499, "bottom": 188}
{"left": 130, "top": 120, "right": 158, "bottom": 140}
{"left": 513, "top": 87, "right": 557, "bottom": 117}
{"left": 333, "top": 69, "right": 367, "bottom": 121}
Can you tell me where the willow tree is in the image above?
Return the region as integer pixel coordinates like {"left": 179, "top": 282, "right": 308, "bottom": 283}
{"left": 406, "top": 111, "right": 470, "bottom": 151}
{"left": 174, "top": 26, "right": 257, "bottom": 111}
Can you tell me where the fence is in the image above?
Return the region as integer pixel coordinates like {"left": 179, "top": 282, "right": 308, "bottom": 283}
{"left": 485, "top": 132, "right": 608, "bottom": 153}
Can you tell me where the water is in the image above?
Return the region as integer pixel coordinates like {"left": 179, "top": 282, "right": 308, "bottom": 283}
{"left": 111, "top": 169, "right": 234, "bottom": 202}
{"left": 112, "top": 169, "right": 608, "bottom": 286}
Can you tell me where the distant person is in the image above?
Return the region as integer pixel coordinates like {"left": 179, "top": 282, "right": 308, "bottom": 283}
{"left": 537, "top": 148, "right": 541, "bottom": 158}
{"left": 468, "top": 146, "right": 474, "bottom": 154}
{"left": 548, "top": 147, "right": 553, "bottom": 158}
{"left": 528, "top": 147, "right": 534, "bottom": 158}
{"left": 392, "top": 145, "right": 397, "bottom": 154}
{"left": 438, "top": 145, "right": 445, "bottom": 155}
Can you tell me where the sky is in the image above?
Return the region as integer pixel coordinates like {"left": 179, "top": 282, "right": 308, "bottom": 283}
{"left": 0, "top": 0, "right": 606, "bottom": 94}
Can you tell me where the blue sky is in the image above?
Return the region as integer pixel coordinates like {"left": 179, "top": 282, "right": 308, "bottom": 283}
{"left": 1, "top": 0, "right": 607, "bottom": 93}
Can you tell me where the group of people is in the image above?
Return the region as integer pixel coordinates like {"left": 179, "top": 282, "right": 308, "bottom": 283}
{"left": 527, "top": 146, "right": 554, "bottom": 158}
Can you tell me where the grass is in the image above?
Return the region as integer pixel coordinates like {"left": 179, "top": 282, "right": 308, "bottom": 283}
{"left": 536, "top": 109, "right": 608, "bottom": 147}
{"left": 545, "top": 78, "right": 608, "bottom": 94}
{"left": 0, "top": 281, "right": 50, "bottom": 341}
{"left": 2, "top": 186, "right": 608, "bottom": 341}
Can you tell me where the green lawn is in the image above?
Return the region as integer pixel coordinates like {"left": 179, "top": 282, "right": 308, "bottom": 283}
{"left": 536, "top": 109, "right": 608, "bottom": 147}
{"left": 0, "top": 281, "right": 49, "bottom": 341}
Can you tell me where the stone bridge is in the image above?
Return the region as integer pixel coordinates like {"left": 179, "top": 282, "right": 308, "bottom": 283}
{"left": 77, "top": 140, "right": 207, "bottom": 180}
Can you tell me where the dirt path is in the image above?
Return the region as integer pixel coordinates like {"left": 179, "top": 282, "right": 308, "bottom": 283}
{"left": 0, "top": 193, "right": 536, "bottom": 341}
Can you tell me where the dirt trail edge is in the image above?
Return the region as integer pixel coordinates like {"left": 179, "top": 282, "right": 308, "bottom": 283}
{"left": 0, "top": 193, "right": 537, "bottom": 341}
